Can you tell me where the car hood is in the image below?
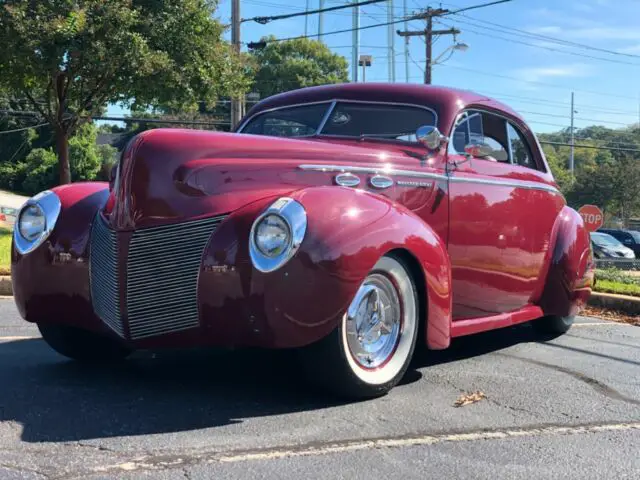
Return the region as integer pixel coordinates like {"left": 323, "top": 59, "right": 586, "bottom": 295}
{"left": 105, "top": 128, "right": 421, "bottom": 230}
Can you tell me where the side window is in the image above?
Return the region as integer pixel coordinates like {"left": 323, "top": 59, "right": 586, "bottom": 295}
{"left": 449, "top": 110, "right": 509, "bottom": 163}
{"left": 507, "top": 122, "right": 537, "bottom": 170}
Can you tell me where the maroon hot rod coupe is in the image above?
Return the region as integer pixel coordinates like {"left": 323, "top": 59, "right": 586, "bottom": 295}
{"left": 11, "top": 84, "right": 594, "bottom": 398}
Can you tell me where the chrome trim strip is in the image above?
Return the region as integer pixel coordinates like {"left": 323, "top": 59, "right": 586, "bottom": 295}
{"left": 237, "top": 98, "right": 438, "bottom": 135}
{"left": 299, "top": 164, "right": 449, "bottom": 182}
{"left": 298, "top": 164, "right": 560, "bottom": 194}
{"left": 396, "top": 180, "right": 434, "bottom": 188}
{"left": 449, "top": 176, "right": 559, "bottom": 193}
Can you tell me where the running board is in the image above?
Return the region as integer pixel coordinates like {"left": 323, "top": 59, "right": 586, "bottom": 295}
{"left": 450, "top": 305, "right": 544, "bottom": 338}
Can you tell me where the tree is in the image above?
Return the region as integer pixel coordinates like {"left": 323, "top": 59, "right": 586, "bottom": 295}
{"left": 0, "top": 0, "right": 250, "bottom": 185}
{"left": 250, "top": 36, "right": 349, "bottom": 99}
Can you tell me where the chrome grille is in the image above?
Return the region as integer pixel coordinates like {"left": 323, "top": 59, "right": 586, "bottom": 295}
{"left": 89, "top": 215, "right": 124, "bottom": 337}
{"left": 126, "top": 216, "right": 225, "bottom": 340}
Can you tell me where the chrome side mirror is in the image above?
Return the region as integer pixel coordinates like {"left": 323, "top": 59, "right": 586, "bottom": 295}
{"left": 464, "top": 141, "right": 493, "bottom": 158}
{"left": 416, "top": 125, "right": 447, "bottom": 150}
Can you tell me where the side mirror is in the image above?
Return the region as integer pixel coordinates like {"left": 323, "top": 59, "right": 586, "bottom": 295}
{"left": 464, "top": 141, "right": 494, "bottom": 158}
{"left": 416, "top": 125, "right": 447, "bottom": 150}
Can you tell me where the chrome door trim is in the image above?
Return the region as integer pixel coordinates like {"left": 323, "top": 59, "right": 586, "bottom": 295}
{"left": 299, "top": 164, "right": 449, "bottom": 182}
{"left": 298, "top": 164, "right": 560, "bottom": 194}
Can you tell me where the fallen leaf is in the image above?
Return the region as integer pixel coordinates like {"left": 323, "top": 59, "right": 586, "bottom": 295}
{"left": 454, "top": 391, "right": 486, "bottom": 408}
{"left": 583, "top": 306, "right": 639, "bottom": 326}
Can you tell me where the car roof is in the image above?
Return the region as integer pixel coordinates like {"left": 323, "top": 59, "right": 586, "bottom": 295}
{"left": 243, "top": 83, "right": 525, "bottom": 130}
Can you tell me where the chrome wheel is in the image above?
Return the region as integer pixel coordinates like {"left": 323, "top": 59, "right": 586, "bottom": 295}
{"left": 340, "top": 255, "right": 418, "bottom": 387}
{"left": 345, "top": 274, "right": 402, "bottom": 369}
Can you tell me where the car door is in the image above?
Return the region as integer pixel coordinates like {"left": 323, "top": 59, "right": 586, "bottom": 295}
{"left": 447, "top": 109, "right": 565, "bottom": 319}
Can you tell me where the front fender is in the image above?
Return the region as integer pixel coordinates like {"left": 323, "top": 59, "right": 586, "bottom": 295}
{"left": 200, "top": 186, "right": 452, "bottom": 349}
{"left": 11, "top": 182, "right": 109, "bottom": 331}
{"left": 538, "top": 206, "right": 594, "bottom": 318}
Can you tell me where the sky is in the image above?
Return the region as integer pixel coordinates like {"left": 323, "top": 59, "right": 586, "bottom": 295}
{"left": 108, "top": 0, "right": 640, "bottom": 134}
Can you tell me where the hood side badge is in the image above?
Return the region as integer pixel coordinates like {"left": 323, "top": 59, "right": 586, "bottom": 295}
{"left": 335, "top": 172, "right": 361, "bottom": 187}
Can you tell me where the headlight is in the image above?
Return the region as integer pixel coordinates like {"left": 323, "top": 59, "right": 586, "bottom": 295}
{"left": 255, "top": 214, "right": 291, "bottom": 257}
{"left": 249, "top": 197, "right": 307, "bottom": 273}
{"left": 14, "top": 190, "right": 61, "bottom": 255}
{"left": 19, "top": 204, "right": 46, "bottom": 241}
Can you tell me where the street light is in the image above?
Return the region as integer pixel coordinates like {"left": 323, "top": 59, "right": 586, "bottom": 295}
{"left": 433, "top": 42, "right": 469, "bottom": 65}
{"left": 358, "top": 55, "right": 372, "bottom": 82}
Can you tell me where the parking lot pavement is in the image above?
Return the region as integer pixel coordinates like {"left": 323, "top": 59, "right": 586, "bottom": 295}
{"left": 0, "top": 298, "right": 638, "bottom": 479}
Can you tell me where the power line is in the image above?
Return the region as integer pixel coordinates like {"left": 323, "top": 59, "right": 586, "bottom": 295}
{"left": 539, "top": 141, "right": 640, "bottom": 154}
{"left": 247, "top": 0, "right": 512, "bottom": 45}
{"left": 438, "top": 18, "right": 640, "bottom": 67}
{"left": 444, "top": 0, "right": 513, "bottom": 15}
{"left": 242, "top": 0, "right": 387, "bottom": 24}
{"left": 449, "top": 9, "right": 640, "bottom": 60}
{"left": 0, "top": 123, "right": 49, "bottom": 135}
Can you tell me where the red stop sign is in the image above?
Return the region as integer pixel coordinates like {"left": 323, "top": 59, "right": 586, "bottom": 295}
{"left": 578, "top": 205, "right": 604, "bottom": 232}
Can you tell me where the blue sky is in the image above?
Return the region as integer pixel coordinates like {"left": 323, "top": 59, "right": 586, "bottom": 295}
{"left": 109, "top": 0, "right": 640, "bottom": 133}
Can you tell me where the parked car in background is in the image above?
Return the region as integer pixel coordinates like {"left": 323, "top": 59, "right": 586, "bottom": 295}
{"left": 10, "top": 83, "right": 594, "bottom": 399}
{"left": 590, "top": 231, "right": 636, "bottom": 259}
{"left": 597, "top": 228, "right": 640, "bottom": 257}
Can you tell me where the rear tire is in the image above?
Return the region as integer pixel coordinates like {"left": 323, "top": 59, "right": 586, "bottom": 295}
{"left": 38, "top": 324, "right": 132, "bottom": 362}
{"left": 299, "top": 254, "right": 419, "bottom": 399}
{"left": 531, "top": 315, "right": 574, "bottom": 334}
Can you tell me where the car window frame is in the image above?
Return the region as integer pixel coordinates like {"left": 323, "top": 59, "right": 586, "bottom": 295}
{"left": 448, "top": 109, "right": 511, "bottom": 164}
{"left": 236, "top": 99, "right": 439, "bottom": 144}
{"left": 448, "top": 107, "right": 547, "bottom": 172}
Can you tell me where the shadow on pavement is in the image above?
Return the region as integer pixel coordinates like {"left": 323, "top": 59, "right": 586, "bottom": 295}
{"left": 0, "top": 323, "right": 556, "bottom": 443}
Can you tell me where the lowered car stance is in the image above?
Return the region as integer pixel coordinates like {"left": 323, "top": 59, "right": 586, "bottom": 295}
{"left": 11, "top": 84, "right": 594, "bottom": 398}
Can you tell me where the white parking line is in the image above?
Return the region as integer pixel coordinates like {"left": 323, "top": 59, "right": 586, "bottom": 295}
{"left": 0, "top": 336, "right": 39, "bottom": 342}
{"left": 91, "top": 422, "right": 640, "bottom": 475}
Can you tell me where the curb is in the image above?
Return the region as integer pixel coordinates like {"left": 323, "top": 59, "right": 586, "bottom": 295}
{"left": 1, "top": 275, "right": 639, "bottom": 316}
{"left": 0, "top": 276, "right": 11, "bottom": 296}
{"left": 587, "top": 291, "right": 640, "bottom": 315}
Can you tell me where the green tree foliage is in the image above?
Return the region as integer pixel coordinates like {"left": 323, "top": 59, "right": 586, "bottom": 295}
{"left": 250, "top": 36, "right": 349, "bottom": 99}
{"left": 2, "top": 123, "right": 117, "bottom": 195}
{"left": 0, "top": 0, "right": 250, "bottom": 185}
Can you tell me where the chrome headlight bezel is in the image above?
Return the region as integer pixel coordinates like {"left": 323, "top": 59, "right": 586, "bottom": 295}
{"left": 14, "top": 190, "right": 62, "bottom": 255}
{"left": 249, "top": 197, "right": 307, "bottom": 273}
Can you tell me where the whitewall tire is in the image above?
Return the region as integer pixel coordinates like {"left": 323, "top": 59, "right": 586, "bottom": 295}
{"left": 300, "top": 254, "right": 419, "bottom": 399}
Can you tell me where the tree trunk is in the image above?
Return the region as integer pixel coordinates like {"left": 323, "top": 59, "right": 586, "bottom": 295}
{"left": 56, "top": 129, "right": 71, "bottom": 185}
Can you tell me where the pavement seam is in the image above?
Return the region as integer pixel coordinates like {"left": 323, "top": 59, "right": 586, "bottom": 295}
{"left": 61, "top": 421, "right": 640, "bottom": 479}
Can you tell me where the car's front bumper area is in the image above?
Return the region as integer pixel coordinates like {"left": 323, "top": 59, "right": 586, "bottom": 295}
{"left": 12, "top": 195, "right": 353, "bottom": 350}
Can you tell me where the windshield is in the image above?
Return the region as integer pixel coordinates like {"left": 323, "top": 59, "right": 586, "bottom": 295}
{"left": 591, "top": 232, "right": 623, "bottom": 247}
{"left": 629, "top": 231, "right": 640, "bottom": 242}
{"left": 239, "top": 101, "right": 437, "bottom": 142}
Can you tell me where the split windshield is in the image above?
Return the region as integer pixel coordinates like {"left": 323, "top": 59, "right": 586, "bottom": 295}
{"left": 239, "top": 101, "right": 437, "bottom": 142}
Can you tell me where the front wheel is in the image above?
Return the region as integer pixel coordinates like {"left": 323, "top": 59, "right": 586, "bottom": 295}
{"left": 531, "top": 314, "right": 574, "bottom": 334}
{"left": 38, "top": 324, "right": 132, "bottom": 362}
{"left": 299, "top": 255, "right": 419, "bottom": 399}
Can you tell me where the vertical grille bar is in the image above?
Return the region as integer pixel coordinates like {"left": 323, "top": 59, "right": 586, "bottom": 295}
{"left": 89, "top": 215, "right": 124, "bottom": 337}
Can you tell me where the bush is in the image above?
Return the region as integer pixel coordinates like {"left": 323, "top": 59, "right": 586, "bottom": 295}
{"left": 20, "top": 148, "right": 58, "bottom": 195}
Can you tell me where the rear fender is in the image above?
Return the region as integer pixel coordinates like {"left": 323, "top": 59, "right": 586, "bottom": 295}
{"left": 538, "top": 206, "right": 594, "bottom": 318}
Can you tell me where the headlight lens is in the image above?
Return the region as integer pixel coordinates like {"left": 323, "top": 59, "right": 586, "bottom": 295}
{"left": 19, "top": 204, "right": 46, "bottom": 241}
{"left": 255, "top": 214, "right": 291, "bottom": 257}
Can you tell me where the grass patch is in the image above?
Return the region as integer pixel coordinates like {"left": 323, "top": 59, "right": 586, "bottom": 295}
{"left": 0, "top": 227, "right": 11, "bottom": 275}
{"left": 593, "top": 279, "right": 640, "bottom": 297}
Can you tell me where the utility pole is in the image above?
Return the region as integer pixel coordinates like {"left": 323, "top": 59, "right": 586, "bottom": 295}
{"left": 387, "top": 0, "right": 395, "bottom": 82}
{"left": 318, "top": 0, "right": 325, "bottom": 41}
{"left": 305, "top": 0, "right": 310, "bottom": 37}
{"left": 397, "top": 7, "right": 459, "bottom": 84}
{"left": 569, "top": 91, "right": 575, "bottom": 173}
{"left": 352, "top": 1, "right": 360, "bottom": 82}
{"left": 403, "top": 0, "right": 409, "bottom": 82}
{"left": 231, "top": 0, "right": 243, "bottom": 129}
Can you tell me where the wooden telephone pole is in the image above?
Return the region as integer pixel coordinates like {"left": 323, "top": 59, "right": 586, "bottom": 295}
{"left": 231, "top": 0, "right": 244, "bottom": 129}
{"left": 397, "top": 7, "right": 459, "bottom": 84}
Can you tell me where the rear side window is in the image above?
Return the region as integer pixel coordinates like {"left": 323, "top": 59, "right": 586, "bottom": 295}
{"left": 507, "top": 123, "right": 536, "bottom": 170}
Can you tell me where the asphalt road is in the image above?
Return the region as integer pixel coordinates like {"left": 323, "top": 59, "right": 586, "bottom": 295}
{"left": 0, "top": 297, "right": 638, "bottom": 479}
